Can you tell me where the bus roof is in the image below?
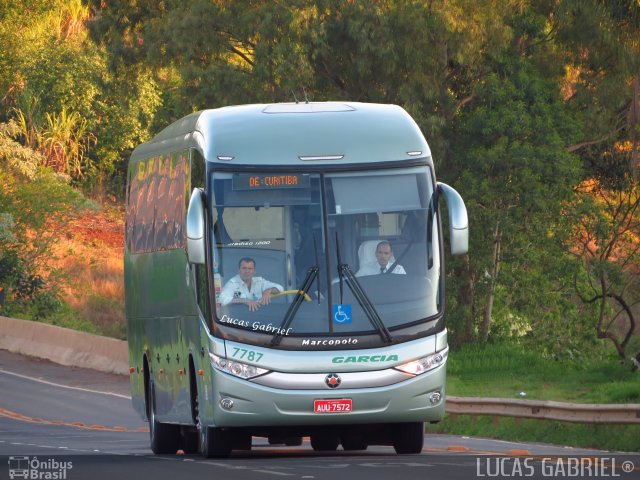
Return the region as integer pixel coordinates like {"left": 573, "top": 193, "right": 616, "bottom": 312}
{"left": 131, "top": 102, "right": 431, "bottom": 166}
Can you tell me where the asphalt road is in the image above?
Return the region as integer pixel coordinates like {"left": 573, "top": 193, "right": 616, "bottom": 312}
{"left": 0, "top": 350, "right": 637, "bottom": 480}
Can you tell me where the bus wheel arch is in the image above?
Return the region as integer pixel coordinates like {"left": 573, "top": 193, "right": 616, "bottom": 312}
{"left": 142, "top": 355, "right": 151, "bottom": 422}
{"left": 174, "top": 354, "right": 200, "bottom": 454}
{"left": 188, "top": 354, "right": 199, "bottom": 425}
{"left": 145, "top": 355, "right": 180, "bottom": 454}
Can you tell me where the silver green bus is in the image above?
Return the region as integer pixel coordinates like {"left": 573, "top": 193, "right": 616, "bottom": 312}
{"left": 125, "top": 102, "right": 468, "bottom": 457}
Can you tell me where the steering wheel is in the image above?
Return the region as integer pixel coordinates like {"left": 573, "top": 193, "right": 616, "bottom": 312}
{"left": 269, "top": 289, "right": 312, "bottom": 301}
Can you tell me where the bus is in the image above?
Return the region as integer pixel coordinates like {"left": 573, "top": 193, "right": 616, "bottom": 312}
{"left": 125, "top": 102, "right": 468, "bottom": 457}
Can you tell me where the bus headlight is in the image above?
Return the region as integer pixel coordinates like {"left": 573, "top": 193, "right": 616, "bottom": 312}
{"left": 394, "top": 347, "right": 448, "bottom": 375}
{"left": 209, "top": 353, "right": 269, "bottom": 379}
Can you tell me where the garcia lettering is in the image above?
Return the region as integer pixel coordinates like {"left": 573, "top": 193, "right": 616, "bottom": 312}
{"left": 332, "top": 354, "right": 399, "bottom": 363}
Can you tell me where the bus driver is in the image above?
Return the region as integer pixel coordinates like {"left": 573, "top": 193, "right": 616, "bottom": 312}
{"left": 356, "top": 241, "right": 407, "bottom": 276}
{"left": 219, "top": 257, "right": 284, "bottom": 311}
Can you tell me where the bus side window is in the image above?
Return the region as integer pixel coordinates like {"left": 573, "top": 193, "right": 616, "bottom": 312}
{"left": 195, "top": 263, "right": 211, "bottom": 326}
{"left": 133, "top": 161, "right": 148, "bottom": 253}
{"left": 154, "top": 155, "right": 170, "bottom": 250}
{"left": 165, "top": 153, "right": 183, "bottom": 249}
{"left": 142, "top": 157, "right": 158, "bottom": 252}
{"left": 191, "top": 149, "right": 205, "bottom": 189}
{"left": 169, "top": 153, "right": 186, "bottom": 249}
{"left": 125, "top": 167, "right": 137, "bottom": 252}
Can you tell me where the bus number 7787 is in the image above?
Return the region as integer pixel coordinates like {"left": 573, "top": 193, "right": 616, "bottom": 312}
{"left": 231, "top": 348, "right": 263, "bottom": 362}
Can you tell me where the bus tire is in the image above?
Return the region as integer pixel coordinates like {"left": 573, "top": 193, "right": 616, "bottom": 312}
{"left": 200, "top": 426, "right": 232, "bottom": 458}
{"left": 393, "top": 422, "right": 424, "bottom": 454}
{"left": 310, "top": 433, "right": 339, "bottom": 451}
{"left": 341, "top": 432, "right": 368, "bottom": 451}
{"left": 148, "top": 379, "right": 180, "bottom": 454}
{"left": 284, "top": 436, "right": 303, "bottom": 446}
{"left": 182, "top": 428, "right": 199, "bottom": 454}
{"left": 268, "top": 435, "right": 301, "bottom": 446}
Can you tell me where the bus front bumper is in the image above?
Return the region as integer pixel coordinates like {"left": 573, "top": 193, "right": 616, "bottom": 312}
{"left": 207, "top": 363, "right": 447, "bottom": 428}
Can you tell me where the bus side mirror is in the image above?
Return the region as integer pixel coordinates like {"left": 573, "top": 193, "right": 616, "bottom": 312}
{"left": 437, "top": 182, "right": 468, "bottom": 255}
{"left": 186, "top": 188, "right": 206, "bottom": 264}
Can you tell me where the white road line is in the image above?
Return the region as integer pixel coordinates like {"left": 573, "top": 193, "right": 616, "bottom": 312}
{"left": 251, "top": 470, "right": 295, "bottom": 476}
{"left": 0, "top": 368, "right": 131, "bottom": 399}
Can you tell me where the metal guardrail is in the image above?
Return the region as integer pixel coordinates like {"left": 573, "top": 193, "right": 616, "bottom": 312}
{"left": 446, "top": 396, "right": 640, "bottom": 424}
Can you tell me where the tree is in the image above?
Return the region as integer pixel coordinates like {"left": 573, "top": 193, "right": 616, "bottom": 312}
{"left": 89, "top": 0, "right": 310, "bottom": 113}
{"left": 0, "top": 119, "right": 91, "bottom": 317}
{"left": 557, "top": 0, "right": 640, "bottom": 179}
{"left": 1, "top": 0, "right": 161, "bottom": 194}
{"left": 553, "top": 1, "right": 640, "bottom": 363}
{"left": 446, "top": 8, "right": 582, "bottom": 344}
{"left": 571, "top": 176, "right": 640, "bottom": 363}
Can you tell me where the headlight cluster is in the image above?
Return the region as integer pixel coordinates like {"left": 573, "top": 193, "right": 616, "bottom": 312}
{"left": 394, "top": 347, "right": 448, "bottom": 375}
{"left": 209, "top": 353, "right": 269, "bottom": 379}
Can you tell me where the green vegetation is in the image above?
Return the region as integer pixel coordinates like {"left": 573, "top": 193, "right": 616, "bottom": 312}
{"left": 447, "top": 342, "right": 639, "bottom": 403}
{"left": 0, "top": 120, "right": 94, "bottom": 321}
{"left": 438, "top": 342, "right": 640, "bottom": 452}
{"left": 0, "top": 2, "right": 638, "bottom": 369}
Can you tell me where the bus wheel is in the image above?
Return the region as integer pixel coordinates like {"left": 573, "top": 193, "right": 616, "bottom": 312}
{"left": 341, "top": 432, "right": 368, "bottom": 451}
{"left": 148, "top": 379, "right": 180, "bottom": 454}
{"left": 392, "top": 422, "right": 424, "bottom": 454}
{"left": 200, "top": 426, "right": 232, "bottom": 458}
{"left": 181, "top": 428, "right": 199, "bottom": 454}
{"left": 268, "top": 435, "right": 301, "bottom": 446}
{"left": 310, "top": 433, "right": 339, "bottom": 451}
{"left": 284, "top": 436, "right": 303, "bottom": 446}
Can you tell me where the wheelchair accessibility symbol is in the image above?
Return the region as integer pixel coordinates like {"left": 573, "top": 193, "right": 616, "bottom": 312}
{"left": 333, "top": 304, "right": 352, "bottom": 324}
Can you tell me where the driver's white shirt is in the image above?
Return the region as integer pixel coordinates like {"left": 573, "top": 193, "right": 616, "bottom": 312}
{"left": 355, "top": 261, "right": 406, "bottom": 277}
{"left": 218, "top": 275, "right": 283, "bottom": 305}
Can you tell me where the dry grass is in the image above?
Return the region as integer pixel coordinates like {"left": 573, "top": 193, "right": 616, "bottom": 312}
{"left": 49, "top": 202, "right": 126, "bottom": 338}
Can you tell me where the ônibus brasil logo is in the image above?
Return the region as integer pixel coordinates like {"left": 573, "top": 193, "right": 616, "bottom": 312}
{"left": 8, "top": 456, "right": 73, "bottom": 479}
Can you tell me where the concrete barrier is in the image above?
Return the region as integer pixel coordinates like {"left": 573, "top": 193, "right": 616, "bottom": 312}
{"left": 0, "top": 316, "right": 127, "bottom": 375}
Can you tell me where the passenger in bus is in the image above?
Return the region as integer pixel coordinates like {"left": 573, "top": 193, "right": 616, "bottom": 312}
{"left": 356, "top": 241, "right": 407, "bottom": 276}
{"left": 219, "top": 257, "right": 284, "bottom": 311}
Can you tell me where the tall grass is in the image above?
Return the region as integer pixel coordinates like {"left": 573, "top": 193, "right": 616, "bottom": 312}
{"left": 48, "top": 205, "right": 125, "bottom": 338}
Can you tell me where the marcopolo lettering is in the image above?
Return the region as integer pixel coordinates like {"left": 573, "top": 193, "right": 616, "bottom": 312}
{"left": 302, "top": 338, "right": 358, "bottom": 346}
{"left": 332, "top": 354, "right": 399, "bottom": 363}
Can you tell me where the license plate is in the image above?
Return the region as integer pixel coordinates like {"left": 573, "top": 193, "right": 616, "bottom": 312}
{"left": 314, "top": 399, "right": 352, "bottom": 413}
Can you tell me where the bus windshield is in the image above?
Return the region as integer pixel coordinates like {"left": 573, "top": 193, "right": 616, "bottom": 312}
{"left": 210, "top": 166, "right": 440, "bottom": 342}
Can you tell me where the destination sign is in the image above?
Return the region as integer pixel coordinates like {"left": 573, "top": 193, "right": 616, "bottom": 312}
{"left": 233, "top": 173, "right": 310, "bottom": 190}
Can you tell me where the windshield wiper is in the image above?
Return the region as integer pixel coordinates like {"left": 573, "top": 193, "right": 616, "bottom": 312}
{"left": 271, "top": 236, "right": 321, "bottom": 347}
{"left": 335, "top": 235, "right": 393, "bottom": 344}
{"left": 270, "top": 265, "right": 318, "bottom": 346}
